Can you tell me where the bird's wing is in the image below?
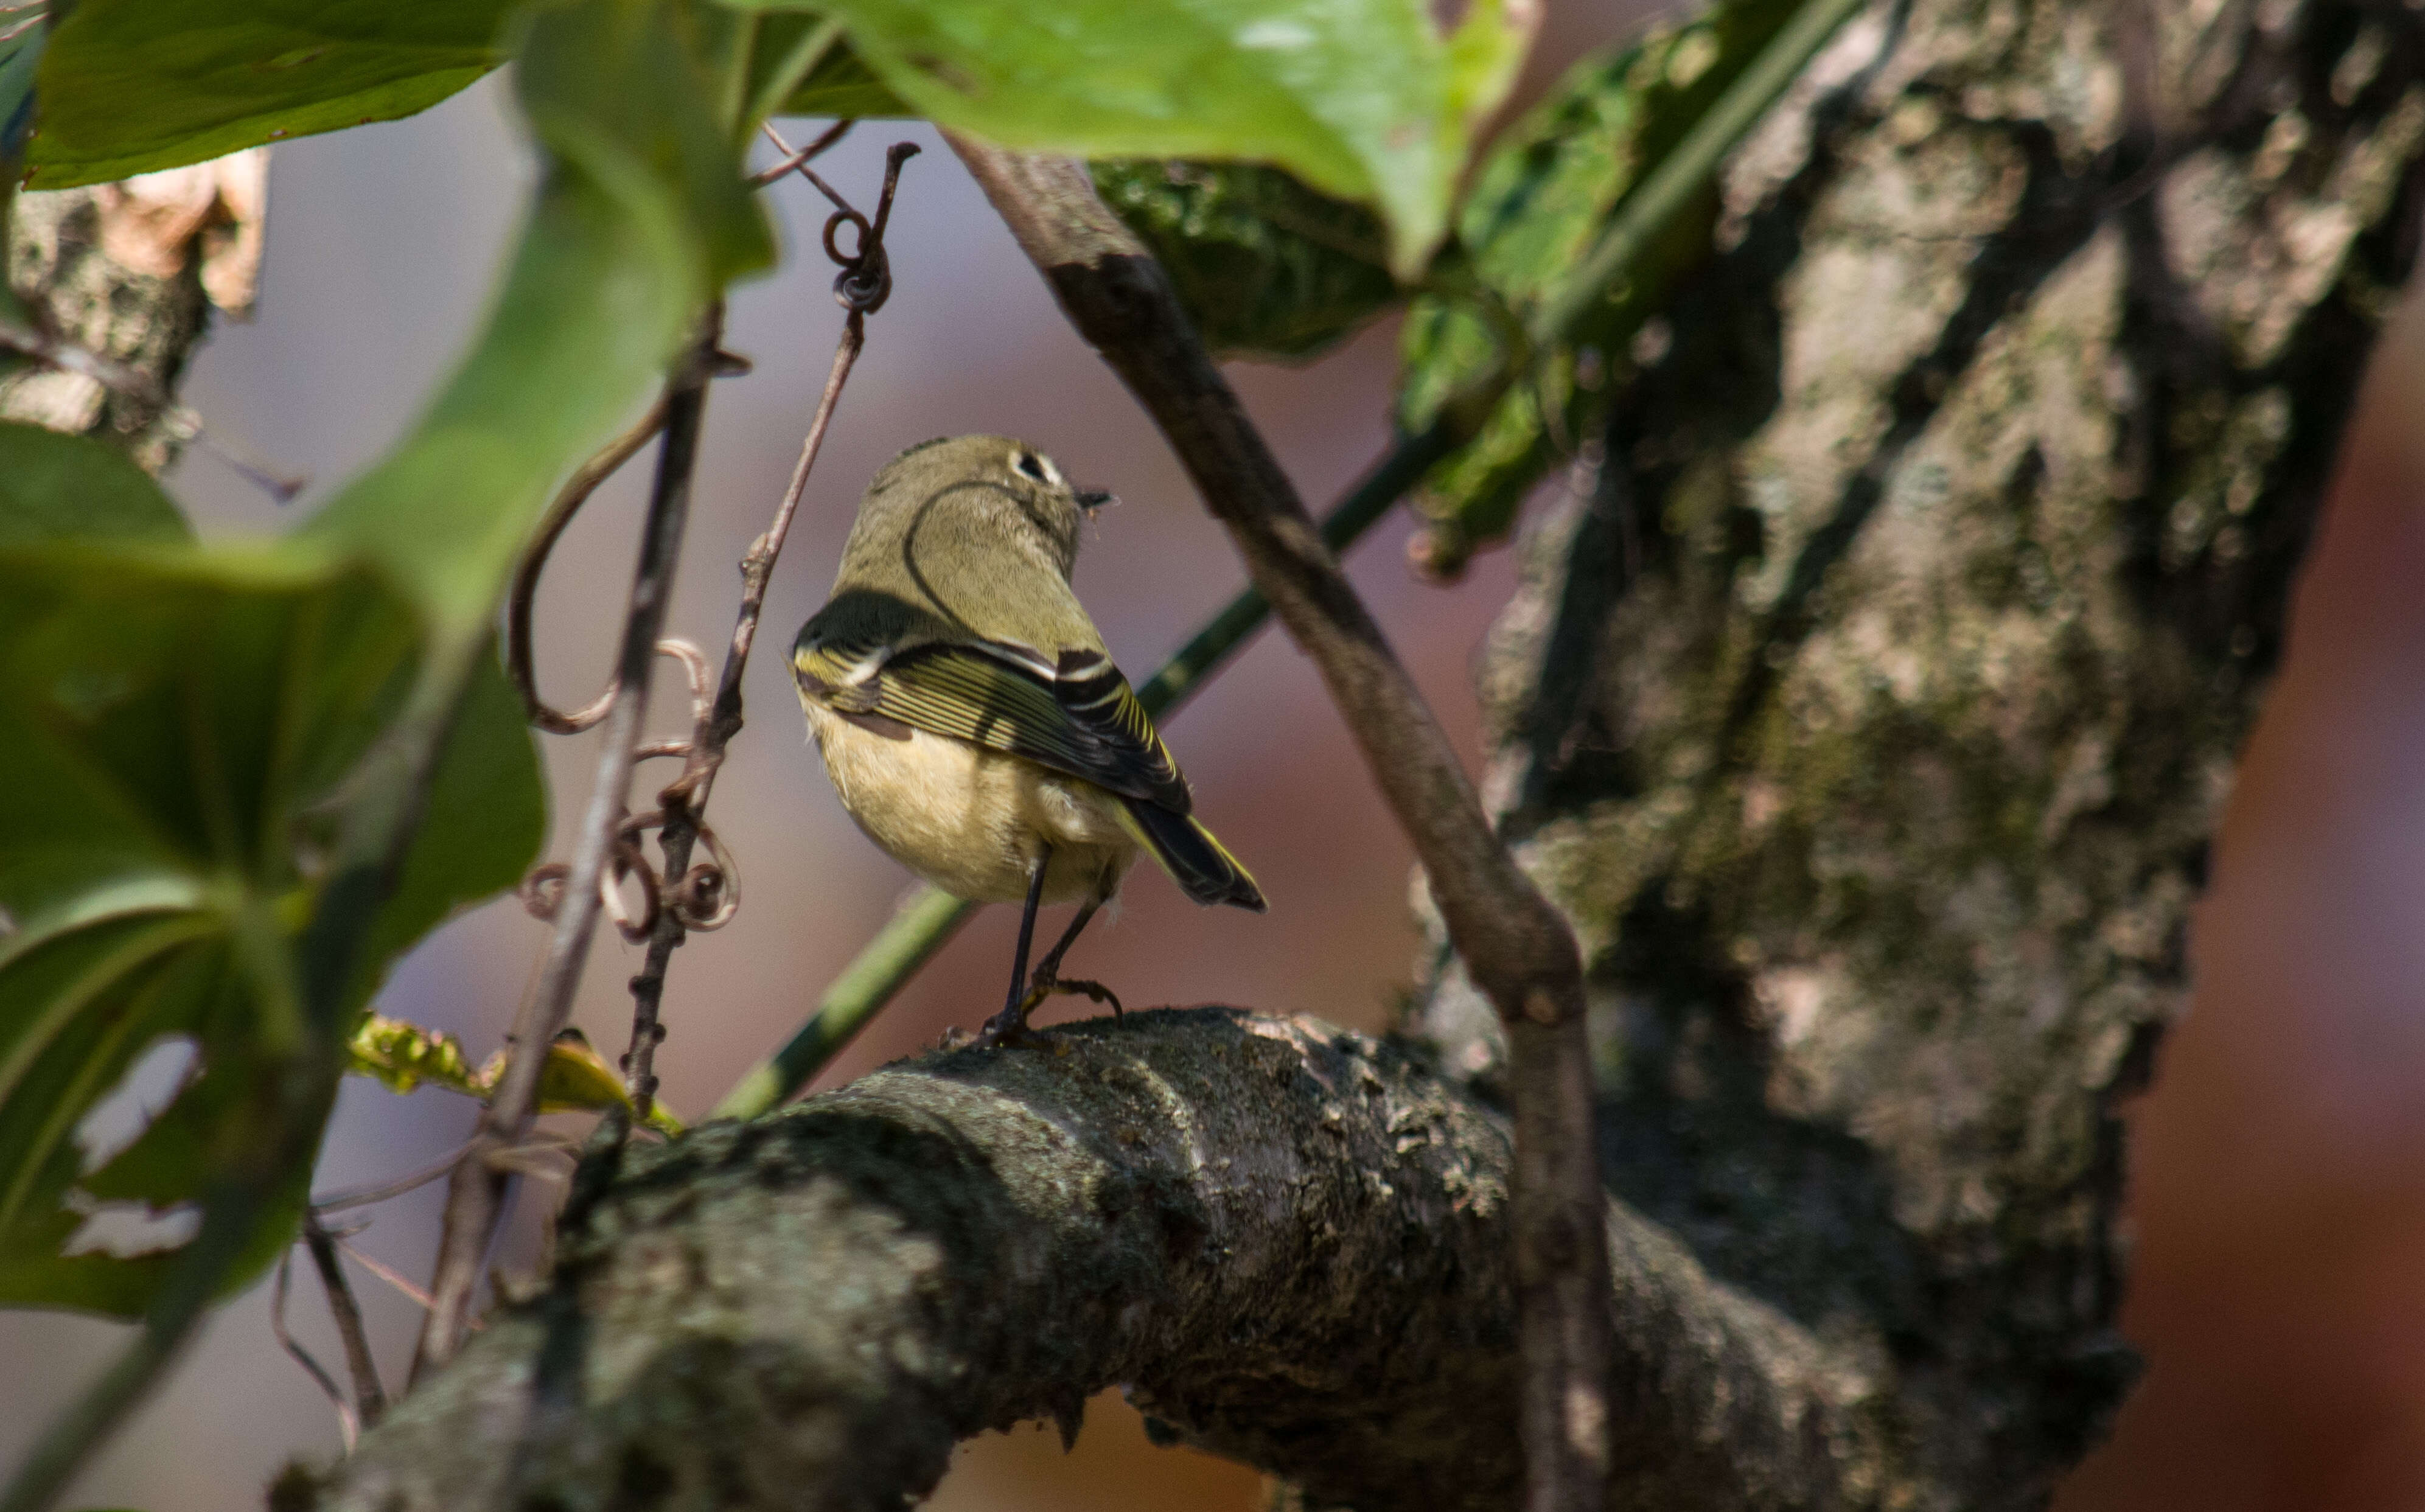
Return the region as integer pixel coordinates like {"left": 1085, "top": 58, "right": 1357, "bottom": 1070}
{"left": 794, "top": 634, "right": 1192, "bottom": 813}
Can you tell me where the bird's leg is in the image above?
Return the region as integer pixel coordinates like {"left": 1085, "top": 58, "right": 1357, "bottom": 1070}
{"left": 1019, "top": 873, "right": 1123, "bottom": 1020}
{"left": 977, "top": 846, "right": 1052, "bottom": 1048}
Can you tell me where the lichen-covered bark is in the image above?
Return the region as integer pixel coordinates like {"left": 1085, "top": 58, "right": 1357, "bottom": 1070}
{"left": 3, "top": 186, "right": 211, "bottom": 469}
{"left": 326, "top": 1011, "right": 1885, "bottom": 1512}
{"left": 325, "top": 1015, "right": 1448, "bottom": 1509}
{"left": 1417, "top": 0, "right": 2425, "bottom": 1505}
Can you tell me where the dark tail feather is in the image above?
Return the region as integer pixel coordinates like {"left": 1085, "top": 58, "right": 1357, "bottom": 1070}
{"left": 1123, "top": 801, "right": 1266, "bottom": 911}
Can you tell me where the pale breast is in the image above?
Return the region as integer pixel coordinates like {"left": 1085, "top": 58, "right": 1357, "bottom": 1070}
{"left": 801, "top": 697, "right": 1136, "bottom": 905}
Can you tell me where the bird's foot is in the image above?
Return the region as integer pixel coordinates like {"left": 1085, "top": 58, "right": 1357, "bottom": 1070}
{"left": 974, "top": 974, "right": 1125, "bottom": 1048}
{"left": 973, "top": 1007, "right": 1033, "bottom": 1050}
{"left": 1035, "top": 975, "right": 1123, "bottom": 1019}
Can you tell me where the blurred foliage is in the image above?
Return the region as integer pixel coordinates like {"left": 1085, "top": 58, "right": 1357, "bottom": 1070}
{"left": 0, "top": 425, "right": 189, "bottom": 545}
{"left": 0, "top": 0, "right": 762, "bottom": 1334}
{"left": 24, "top": 0, "right": 514, "bottom": 189}
{"left": 766, "top": 25, "right": 909, "bottom": 118}
{"left": 348, "top": 1016, "right": 685, "bottom": 1133}
{"left": 0, "top": 542, "right": 544, "bottom": 1316}
{"left": 725, "top": 0, "right": 1533, "bottom": 275}
{"left": 1399, "top": 0, "right": 1804, "bottom": 576}
{"left": 1091, "top": 161, "right": 1398, "bottom": 363}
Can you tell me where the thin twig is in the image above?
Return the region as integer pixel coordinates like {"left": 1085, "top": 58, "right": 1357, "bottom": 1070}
{"left": 616, "top": 141, "right": 917, "bottom": 1122}
{"left": 337, "top": 1239, "right": 467, "bottom": 1323}
{"left": 505, "top": 397, "right": 670, "bottom": 731}
{"left": 310, "top": 1138, "right": 483, "bottom": 1214}
{"left": 302, "top": 1212, "right": 388, "bottom": 1430}
{"left": 751, "top": 117, "right": 854, "bottom": 186}
{"left": 272, "top": 1247, "right": 360, "bottom": 1452}
{"left": 0, "top": 313, "right": 307, "bottom": 501}
{"left": 947, "top": 140, "right": 1610, "bottom": 1512}
{"left": 410, "top": 309, "right": 725, "bottom": 1384}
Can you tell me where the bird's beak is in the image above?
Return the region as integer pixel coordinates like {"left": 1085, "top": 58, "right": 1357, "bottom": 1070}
{"left": 1075, "top": 487, "right": 1117, "bottom": 515}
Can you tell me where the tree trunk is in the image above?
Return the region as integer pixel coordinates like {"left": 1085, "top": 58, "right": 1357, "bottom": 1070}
{"left": 321, "top": 1, "right": 2425, "bottom": 1508}
{"left": 1416, "top": 0, "right": 2425, "bottom": 1501}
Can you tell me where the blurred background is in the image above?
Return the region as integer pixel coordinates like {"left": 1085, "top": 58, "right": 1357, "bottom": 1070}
{"left": 7, "top": 2, "right": 2425, "bottom": 1507}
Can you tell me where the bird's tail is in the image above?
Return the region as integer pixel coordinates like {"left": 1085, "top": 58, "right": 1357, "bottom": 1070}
{"left": 1120, "top": 801, "right": 1266, "bottom": 911}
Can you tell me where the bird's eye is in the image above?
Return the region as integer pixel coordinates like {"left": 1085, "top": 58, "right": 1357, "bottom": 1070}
{"left": 1013, "top": 450, "right": 1055, "bottom": 485}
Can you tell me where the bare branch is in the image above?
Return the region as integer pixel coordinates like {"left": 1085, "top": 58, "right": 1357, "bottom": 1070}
{"left": 616, "top": 141, "right": 918, "bottom": 1123}
{"left": 411, "top": 310, "right": 727, "bottom": 1382}
{"left": 943, "top": 139, "right": 1610, "bottom": 1511}
{"left": 303, "top": 1213, "right": 389, "bottom": 1430}
{"left": 751, "top": 118, "right": 854, "bottom": 187}
{"left": 271, "top": 1249, "right": 359, "bottom": 1453}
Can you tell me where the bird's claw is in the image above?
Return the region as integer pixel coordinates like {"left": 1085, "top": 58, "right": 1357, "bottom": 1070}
{"left": 972, "top": 974, "right": 1125, "bottom": 1049}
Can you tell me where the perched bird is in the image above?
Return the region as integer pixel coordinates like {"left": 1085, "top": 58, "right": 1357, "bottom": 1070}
{"left": 792, "top": 434, "right": 1265, "bottom": 1044}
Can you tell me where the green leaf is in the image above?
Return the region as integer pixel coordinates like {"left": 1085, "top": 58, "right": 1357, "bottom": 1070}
{"left": 525, "top": 1028, "right": 683, "bottom": 1134}
{"left": 0, "top": 545, "right": 546, "bottom": 1317}
{"left": 24, "top": 0, "right": 513, "bottom": 190}
{"left": 724, "top": 0, "right": 1535, "bottom": 276}
{"left": 0, "top": 546, "right": 406, "bottom": 1315}
{"left": 345, "top": 1012, "right": 483, "bottom": 1096}
{"left": 1091, "top": 160, "right": 1399, "bottom": 363}
{"left": 1397, "top": 0, "right": 1804, "bottom": 574}
{"left": 345, "top": 649, "right": 547, "bottom": 1017}
{"left": 0, "top": 0, "right": 749, "bottom": 1325}
{"left": 347, "top": 1016, "right": 684, "bottom": 1134}
{"left": 0, "top": 423, "right": 192, "bottom": 546}
{"left": 776, "top": 35, "right": 911, "bottom": 117}
{"left": 304, "top": 0, "right": 773, "bottom": 640}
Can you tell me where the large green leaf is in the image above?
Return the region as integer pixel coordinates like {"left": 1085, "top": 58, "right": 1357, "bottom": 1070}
{"left": 0, "top": 0, "right": 766, "bottom": 1322}
{"left": 1091, "top": 160, "right": 1398, "bottom": 363}
{"left": 24, "top": 0, "right": 515, "bottom": 190}
{"left": 1397, "top": 0, "right": 1802, "bottom": 574}
{"left": 304, "top": 0, "right": 773, "bottom": 639}
{"left": 0, "top": 14, "right": 41, "bottom": 169}
{"left": 0, "top": 548, "right": 388, "bottom": 1314}
{"left": 725, "top": 0, "right": 1535, "bottom": 276}
{"left": 0, "top": 423, "right": 191, "bottom": 547}
{"left": 776, "top": 35, "right": 910, "bottom": 117}
{"left": 0, "top": 543, "right": 545, "bottom": 1316}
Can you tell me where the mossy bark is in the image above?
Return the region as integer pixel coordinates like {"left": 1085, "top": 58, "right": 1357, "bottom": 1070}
{"left": 328, "top": 1012, "right": 1873, "bottom": 1512}
{"left": 2, "top": 187, "right": 211, "bottom": 470}
{"left": 329, "top": 1, "right": 2425, "bottom": 1508}
{"left": 1420, "top": 0, "right": 2425, "bottom": 1503}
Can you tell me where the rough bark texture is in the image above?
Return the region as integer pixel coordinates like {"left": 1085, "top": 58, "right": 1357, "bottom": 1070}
{"left": 1416, "top": 0, "right": 2425, "bottom": 1504}
{"left": 326, "top": 1, "right": 2425, "bottom": 1508}
{"left": 2, "top": 187, "right": 211, "bottom": 469}
{"left": 327, "top": 1011, "right": 1858, "bottom": 1512}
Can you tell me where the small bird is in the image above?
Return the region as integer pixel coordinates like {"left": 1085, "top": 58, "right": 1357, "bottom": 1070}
{"left": 792, "top": 434, "right": 1265, "bottom": 1045}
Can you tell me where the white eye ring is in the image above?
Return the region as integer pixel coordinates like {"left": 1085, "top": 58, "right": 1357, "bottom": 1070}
{"left": 1010, "top": 448, "right": 1060, "bottom": 487}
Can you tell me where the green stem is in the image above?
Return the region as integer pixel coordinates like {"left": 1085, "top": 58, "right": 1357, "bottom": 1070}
{"left": 1531, "top": 0, "right": 1871, "bottom": 345}
{"left": 708, "top": 424, "right": 1453, "bottom": 1120}
{"left": 710, "top": 0, "right": 1871, "bottom": 1120}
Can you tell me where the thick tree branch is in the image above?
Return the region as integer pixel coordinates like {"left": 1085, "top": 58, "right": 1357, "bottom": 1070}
{"left": 326, "top": 1011, "right": 1868, "bottom": 1512}
{"left": 944, "top": 137, "right": 1611, "bottom": 1511}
